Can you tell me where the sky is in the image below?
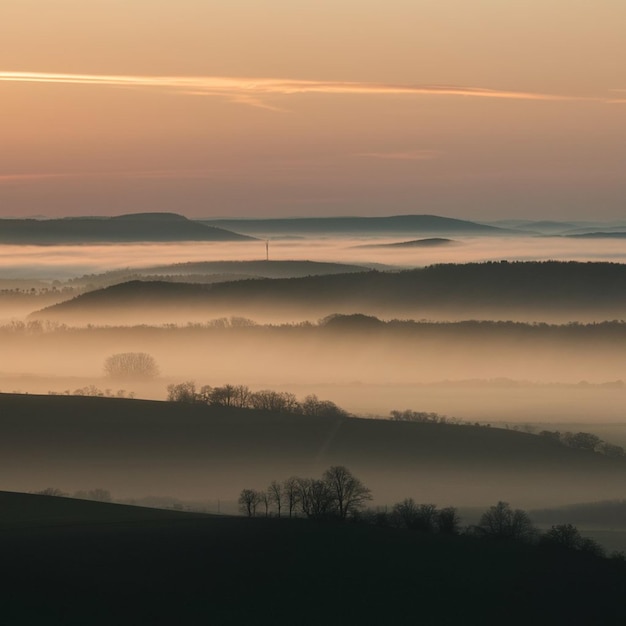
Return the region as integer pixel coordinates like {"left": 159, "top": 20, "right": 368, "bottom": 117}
{"left": 1, "top": 0, "right": 625, "bottom": 220}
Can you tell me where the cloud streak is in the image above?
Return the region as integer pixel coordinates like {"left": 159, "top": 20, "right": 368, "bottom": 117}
{"left": 0, "top": 168, "right": 227, "bottom": 185}
{"left": 0, "top": 71, "right": 612, "bottom": 106}
{"left": 356, "top": 150, "right": 442, "bottom": 161}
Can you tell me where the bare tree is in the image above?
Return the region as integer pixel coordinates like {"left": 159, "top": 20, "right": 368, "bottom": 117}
{"left": 259, "top": 490, "right": 271, "bottom": 517}
{"left": 104, "top": 352, "right": 159, "bottom": 381}
{"left": 478, "top": 501, "right": 535, "bottom": 541}
{"left": 391, "top": 498, "right": 420, "bottom": 529}
{"left": 323, "top": 465, "right": 372, "bottom": 520}
{"left": 238, "top": 488, "right": 262, "bottom": 517}
{"left": 437, "top": 507, "right": 461, "bottom": 534}
{"left": 210, "top": 384, "right": 237, "bottom": 407}
{"left": 297, "top": 478, "right": 335, "bottom": 519}
{"left": 282, "top": 477, "right": 300, "bottom": 518}
{"left": 250, "top": 390, "right": 300, "bottom": 413}
{"left": 197, "top": 385, "right": 213, "bottom": 403}
{"left": 167, "top": 381, "right": 198, "bottom": 403}
{"left": 267, "top": 480, "right": 283, "bottom": 518}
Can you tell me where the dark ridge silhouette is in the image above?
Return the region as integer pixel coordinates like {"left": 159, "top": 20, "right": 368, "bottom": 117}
{"left": 0, "top": 212, "right": 255, "bottom": 243}
{"left": 1, "top": 489, "right": 625, "bottom": 625}
{"left": 201, "top": 214, "right": 514, "bottom": 235}
{"left": 567, "top": 232, "right": 626, "bottom": 239}
{"left": 32, "top": 261, "right": 626, "bottom": 323}
{"left": 1, "top": 393, "right": 625, "bottom": 506}
{"left": 356, "top": 237, "right": 457, "bottom": 248}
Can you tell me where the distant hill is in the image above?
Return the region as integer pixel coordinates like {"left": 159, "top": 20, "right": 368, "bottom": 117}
{"left": 1, "top": 393, "right": 625, "bottom": 507}
{"left": 67, "top": 260, "right": 374, "bottom": 290}
{"left": 32, "top": 261, "right": 626, "bottom": 324}
{"left": 201, "top": 214, "right": 513, "bottom": 236}
{"left": 0, "top": 212, "right": 255, "bottom": 243}
{"left": 567, "top": 232, "right": 626, "bottom": 239}
{"left": 356, "top": 237, "right": 457, "bottom": 248}
{"left": 2, "top": 491, "right": 624, "bottom": 625}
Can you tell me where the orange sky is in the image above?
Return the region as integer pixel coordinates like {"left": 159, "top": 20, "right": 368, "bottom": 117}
{"left": 1, "top": 1, "right": 625, "bottom": 219}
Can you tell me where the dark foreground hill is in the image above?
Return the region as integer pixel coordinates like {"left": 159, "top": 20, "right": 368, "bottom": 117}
{"left": 1, "top": 393, "right": 625, "bottom": 507}
{"left": 33, "top": 260, "right": 626, "bottom": 324}
{"left": 1, "top": 491, "right": 625, "bottom": 626}
{"left": 0, "top": 212, "right": 255, "bottom": 243}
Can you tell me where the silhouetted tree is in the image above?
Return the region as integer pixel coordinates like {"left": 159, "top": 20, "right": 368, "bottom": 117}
{"left": 34, "top": 487, "right": 67, "bottom": 497}
{"left": 167, "top": 381, "right": 197, "bottom": 403}
{"left": 391, "top": 498, "right": 420, "bottom": 529}
{"left": 301, "top": 394, "right": 347, "bottom": 418}
{"left": 210, "top": 384, "right": 237, "bottom": 407}
{"left": 283, "top": 477, "right": 300, "bottom": 518}
{"left": 323, "top": 465, "right": 372, "bottom": 520}
{"left": 238, "top": 488, "right": 262, "bottom": 517}
{"left": 297, "top": 478, "right": 335, "bottom": 519}
{"left": 259, "top": 490, "right": 271, "bottom": 517}
{"left": 104, "top": 352, "right": 159, "bottom": 381}
{"left": 197, "top": 385, "right": 213, "bottom": 403}
{"left": 478, "top": 501, "right": 535, "bottom": 541}
{"left": 437, "top": 507, "right": 461, "bottom": 535}
{"left": 541, "top": 524, "right": 584, "bottom": 550}
{"left": 540, "top": 524, "right": 605, "bottom": 556}
{"left": 562, "top": 431, "right": 602, "bottom": 451}
{"left": 250, "top": 390, "right": 299, "bottom": 413}
{"left": 267, "top": 480, "right": 283, "bottom": 517}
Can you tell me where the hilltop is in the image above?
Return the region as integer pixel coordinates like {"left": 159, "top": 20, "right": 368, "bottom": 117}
{"left": 66, "top": 259, "right": 374, "bottom": 290}
{"left": 201, "top": 214, "right": 514, "bottom": 236}
{"left": 0, "top": 212, "right": 255, "bottom": 243}
{"left": 356, "top": 237, "right": 457, "bottom": 248}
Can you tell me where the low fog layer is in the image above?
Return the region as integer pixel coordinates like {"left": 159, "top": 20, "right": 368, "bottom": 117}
{"left": 1, "top": 236, "right": 626, "bottom": 280}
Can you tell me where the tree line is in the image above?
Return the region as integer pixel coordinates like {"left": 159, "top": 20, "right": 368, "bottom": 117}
{"left": 539, "top": 429, "right": 625, "bottom": 457}
{"left": 166, "top": 382, "right": 349, "bottom": 418}
{"left": 239, "top": 467, "right": 623, "bottom": 561}
{"left": 238, "top": 466, "right": 372, "bottom": 520}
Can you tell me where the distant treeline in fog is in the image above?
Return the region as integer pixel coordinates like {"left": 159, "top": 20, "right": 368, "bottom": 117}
{"left": 6, "top": 315, "right": 626, "bottom": 342}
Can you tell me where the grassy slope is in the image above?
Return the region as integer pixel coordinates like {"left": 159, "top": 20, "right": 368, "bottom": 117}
{"left": 1, "top": 393, "right": 624, "bottom": 505}
{"left": 1, "top": 490, "right": 625, "bottom": 626}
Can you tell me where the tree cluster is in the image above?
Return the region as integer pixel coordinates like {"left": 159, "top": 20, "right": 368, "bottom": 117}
{"left": 167, "top": 382, "right": 349, "bottom": 418}
{"left": 385, "top": 499, "right": 461, "bottom": 534}
{"left": 104, "top": 352, "right": 160, "bottom": 381}
{"left": 539, "top": 429, "right": 625, "bottom": 457}
{"left": 389, "top": 410, "right": 460, "bottom": 425}
{"left": 238, "top": 466, "right": 372, "bottom": 520}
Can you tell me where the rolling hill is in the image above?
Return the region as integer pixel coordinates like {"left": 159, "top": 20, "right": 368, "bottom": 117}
{"left": 32, "top": 261, "right": 626, "bottom": 324}
{"left": 0, "top": 212, "right": 255, "bottom": 243}
{"left": 66, "top": 259, "right": 375, "bottom": 290}
{"left": 201, "top": 214, "right": 515, "bottom": 236}
{"left": 356, "top": 237, "right": 457, "bottom": 248}
{"left": 1, "top": 393, "right": 624, "bottom": 507}
{"left": 2, "top": 490, "right": 625, "bottom": 625}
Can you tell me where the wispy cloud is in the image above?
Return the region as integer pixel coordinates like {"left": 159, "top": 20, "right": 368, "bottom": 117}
{"left": 356, "top": 150, "right": 442, "bottom": 161}
{"left": 0, "top": 168, "right": 227, "bottom": 184}
{"left": 0, "top": 71, "right": 613, "bottom": 108}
